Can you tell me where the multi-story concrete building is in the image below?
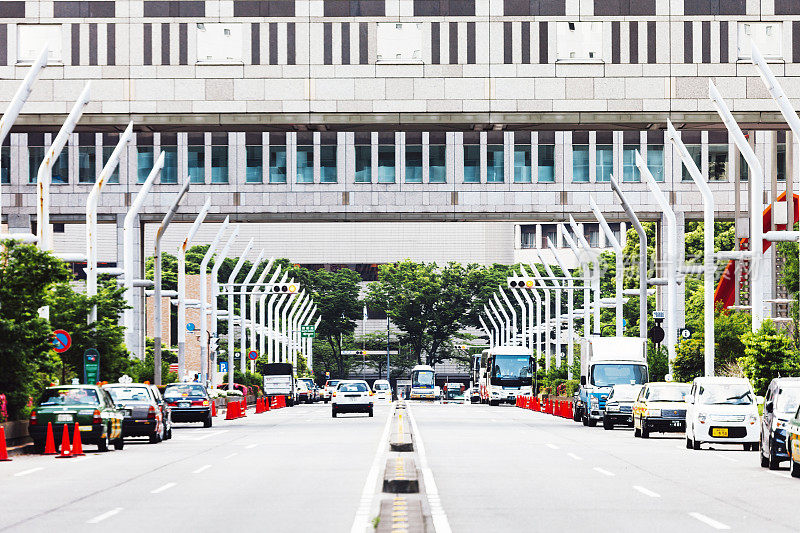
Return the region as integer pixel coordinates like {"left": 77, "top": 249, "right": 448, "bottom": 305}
{"left": 1, "top": 0, "right": 798, "bottom": 357}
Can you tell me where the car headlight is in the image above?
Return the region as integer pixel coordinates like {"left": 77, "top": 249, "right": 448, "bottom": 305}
{"left": 590, "top": 397, "right": 599, "bottom": 407}
{"left": 748, "top": 414, "right": 758, "bottom": 425}
{"left": 606, "top": 403, "right": 619, "bottom": 412}
{"left": 774, "top": 419, "right": 786, "bottom": 430}
{"left": 645, "top": 409, "right": 661, "bottom": 417}
{"left": 697, "top": 412, "right": 707, "bottom": 423}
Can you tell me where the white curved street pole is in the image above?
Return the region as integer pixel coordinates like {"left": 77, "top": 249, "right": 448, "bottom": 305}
{"left": 283, "top": 290, "right": 303, "bottom": 367}
{"left": 569, "top": 215, "right": 601, "bottom": 334}
{"left": 250, "top": 257, "right": 274, "bottom": 358}
{"left": 268, "top": 273, "right": 290, "bottom": 362}
{"left": 199, "top": 217, "right": 230, "bottom": 384}
{"left": 483, "top": 305, "right": 498, "bottom": 347}
{"left": 645, "top": 162, "right": 678, "bottom": 370}
{"left": 562, "top": 230, "right": 590, "bottom": 338}
{"left": 610, "top": 177, "right": 648, "bottom": 340}
{"left": 226, "top": 238, "right": 254, "bottom": 388}
{"left": 509, "top": 286, "right": 528, "bottom": 349}
{"left": 310, "top": 315, "right": 322, "bottom": 370}
{"left": 518, "top": 265, "right": 542, "bottom": 358}
{"left": 287, "top": 294, "right": 308, "bottom": 368}
{"left": 210, "top": 225, "right": 239, "bottom": 384}
{"left": 259, "top": 266, "right": 282, "bottom": 356}
{"left": 1, "top": 46, "right": 47, "bottom": 239}
{"left": 37, "top": 82, "right": 91, "bottom": 252}
{"left": 153, "top": 178, "right": 190, "bottom": 385}
{"left": 492, "top": 294, "right": 511, "bottom": 345}
{"left": 274, "top": 279, "right": 295, "bottom": 363}
{"left": 548, "top": 238, "right": 575, "bottom": 378}
{"left": 529, "top": 263, "right": 552, "bottom": 370}
{"left": 664, "top": 122, "right": 715, "bottom": 376}
{"left": 709, "top": 79, "right": 764, "bottom": 332}
{"left": 487, "top": 299, "right": 505, "bottom": 347}
{"left": 86, "top": 122, "right": 133, "bottom": 323}
{"left": 499, "top": 287, "right": 518, "bottom": 345}
{"left": 295, "top": 298, "right": 313, "bottom": 367}
{"left": 478, "top": 314, "right": 493, "bottom": 348}
{"left": 177, "top": 197, "right": 211, "bottom": 378}
{"left": 535, "top": 252, "right": 562, "bottom": 367}
{"left": 123, "top": 151, "right": 162, "bottom": 360}
{"left": 590, "top": 195, "right": 624, "bottom": 336}
{"left": 239, "top": 249, "right": 266, "bottom": 372}
{"left": 300, "top": 306, "right": 316, "bottom": 368}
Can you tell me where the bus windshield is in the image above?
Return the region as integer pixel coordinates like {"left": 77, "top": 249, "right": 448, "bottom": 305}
{"left": 590, "top": 364, "right": 648, "bottom": 387}
{"left": 412, "top": 371, "right": 434, "bottom": 388}
{"left": 491, "top": 355, "right": 532, "bottom": 385}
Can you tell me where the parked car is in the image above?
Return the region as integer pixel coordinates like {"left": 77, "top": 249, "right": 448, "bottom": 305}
{"left": 786, "top": 405, "right": 800, "bottom": 477}
{"left": 760, "top": 377, "right": 800, "bottom": 469}
{"left": 685, "top": 377, "right": 763, "bottom": 451}
{"left": 297, "top": 378, "right": 318, "bottom": 402}
{"left": 295, "top": 380, "right": 312, "bottom": 404}
{"left": 470, "top": 386, "right": 481, "bottom": 404}
{"left": 104, "top": 383, "right": 171, "bottom": 443}
{"left": 149, "top": 384, "right": 173, "bottom": 440}
{"left": 443, "top": 383, "right": 466, "bottom": 404}
{"left": 322, "top": 379, "right": 340, "bottom": 404}
{"left": 632, "top": 382, "right": 690, "bottom": 438}
{"left": 434, "top": 386, "right": 442, "bottom": 401}
{"left": 372, "top": 379, "right": 392, "bottom": 402}
{"left": 602, "top": 384, "right": 643, "bottom": 430}
{"left": 29, "top": 385, "right": 125, "bottom": 452}
{"left": 332, "top": 380, "right": 374, "bottom": 417}
{"left": 164, "top": 383, "right": 213, "bottom": 427}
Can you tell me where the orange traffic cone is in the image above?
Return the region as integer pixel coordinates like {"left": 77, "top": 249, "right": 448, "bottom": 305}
{"left": 0, "top": 426, "right": 11, "bottom": 461}
{"left": 56, "top": 424, "right": 72, "bottom": 458}
{"left": 225, "top": 401, "right": 237, "bottom": 420}
{"left": 211, "top": 401, "right": 217, "bottom": 417}
{"left": 240, "top": 399, "right": 246, "bottom": 417}
{"left": 255, "top": 398, "right": 261, "bottom": 414}
{"left": 71, "top": 424, "right": 84, "bottom": 456}
{"left": 43, "top": 422, "right": 56, "bottom": 455}
{"left": 264, "top": 397, "right": 270, "bottom": 412}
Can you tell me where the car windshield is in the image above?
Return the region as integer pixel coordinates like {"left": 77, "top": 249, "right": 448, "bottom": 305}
{"left": 40, "top": 388, "right": 100, "bottom": 406}
{"left": 327, "top": 380, "right": 340, "bottom": 388}
{"left": 609, "top": 387, "right": 641, "bottom": 402}
{"left": 106, "top": 387, "right": 151, "bottom": 403}
{"left": 412, "top": 371, "right": 435, "bottom": 388}
{"left": 492, "top": 355, "right": 531, "bottom": 380}
{"left": 374, "top": 383, "right": 390, "bottom": 391}
{"left": 445, "top": 389, "right": 465, "bottom": 399}
{"left": 648, "top": 385, "right": 690, "bottom": 402}
{"left": 339, "top": 383, "right": 368, "bottom": 392}
{"left": 164, "top": 384, "right": 207, "bottom": 398}
{"left": 591, "top": 364, "right": 648, "bottom": 387}
{"left": 699, "top": 383, "right": 753, "bottom": 405}
{"left": 776, "top": 388, "right": 800, "bottom": 414}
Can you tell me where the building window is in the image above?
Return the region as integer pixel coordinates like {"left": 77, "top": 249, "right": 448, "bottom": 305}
{"left": 1, "top": 146, "right": 9, "bottom": 184}
{"left": 377, "top": 145, "right": 395, "bottom": 183}
{"left": 584, "top": 222, "right": 599, "bottom": 248}
{"left": 17, "top": 25, "right": 62, "bottom": 63}
{"left": 708, "top": 144, "right": 728, "bottom": 181}
{"left": 245, "top": 145, "right": 262, "bottom": 183}
{"left": 647, "top": 145, "right": 664, "bottom": 182}
{"left": 464, "top": 145, "right": 480, "bottom": 183}
{"left": 52, "top": 148, "right": 69, "bottom": 185}
{"left": 738, "top": 23, "right": 781, "bottom": 60}
{"left": 622, "top": 145, "right": 640, "bottom": 183}
{"left": 740, "top": 153, "right": 749, "bottom": 182}
{"left": 354, "top": 145, "right": 371, "bottom": 183}
{"left": 681, "top": 145, "right": 701, "bottom": 181}
{"left": 196, "top": 23, "right": 243, "bottom": 63}
{"left": 521, "top": 226, "right": 536, "bottom": 249}
{"left": 541, "top": 224, "right": 557, "bottom": 248}
{"left": 778, "top": 143, "right": 786, "bottom": 182}
{"left": 188, "top": 144, "right": 204, "bottom": 184}
{"left": 538, "top": 144, "right": 555, "bottom": 183}
{"left": 556, "top": 22, "right": 603, "bottom": 62}
{"left": 28, "top": 146, "right": 43, "bottom": 184}
{"left": 101, "top": 145, "right": 120, "bottom": 184}
{"left": 573, "top": 145, "right": 589, "bottom": 182}
{"left": 487, "top": 145, "right": 504, "bottom": 183}
{"left": 136, "top": 146, "right": 153, "bottom": 184}
{"left": 296, "top": 145, "right": 313, "bottom": 183}
{"left": 320, "top": 145, "right": 337, "bottom": 183}
{"left": 78, "top": 145, "right": 96, "bottom": 184}
{"left": 405, "top": 145, "right": 422, "bottom": 183}
{"left": 376, "top": 22, "right": 422, "bottom": 64}
{"left": 596, "top": 144, "right": 612, "bottom": 182}
{"left": 269, "top": 145, "right": 287, "bottom": 183}
{"left": 514, "top": 145, "right": 532, "bottom": 183}
{"left": 429, "top": 145, "right": 446, "bottom": 183}
{"left": 210, "top": 145, "right": 228, "bottom": 183}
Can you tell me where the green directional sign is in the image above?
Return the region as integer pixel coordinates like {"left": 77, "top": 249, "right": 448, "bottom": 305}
{"left": 84, "top": 348, "right": 100, "bottom": 385}
{"left": 301, "top": 325, "right": 316, "bottom": 338}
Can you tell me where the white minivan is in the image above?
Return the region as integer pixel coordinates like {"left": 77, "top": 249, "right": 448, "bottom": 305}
{"left": 372, "top": 380, "right": 392, "bottom": 402}
{"left": 685, "top": 377, "right": 763, "bottom": 451}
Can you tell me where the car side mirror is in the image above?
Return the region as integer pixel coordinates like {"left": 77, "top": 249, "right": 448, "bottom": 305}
{"left": 580, "top": 376, "right": 586, "bottom": 386}
{"left": 757, "top": 395, "right": 765, "bottom": 405}
{"left": 765, "top": 401, "right": 773, "bottom": 413}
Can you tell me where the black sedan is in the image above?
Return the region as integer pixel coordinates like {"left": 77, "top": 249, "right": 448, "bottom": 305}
{"left": 164, "top": 383, "right": 213, "bottom": 427}
{"left": 104, "top": 383, "right": 171, "bottom": 443}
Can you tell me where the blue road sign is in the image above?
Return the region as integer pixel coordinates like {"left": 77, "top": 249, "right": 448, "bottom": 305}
{"left": 219, "top": 361, "right": 228, "bottom": 373}
{"left": 187, "top": 322, "right": 196, "bottom": 332}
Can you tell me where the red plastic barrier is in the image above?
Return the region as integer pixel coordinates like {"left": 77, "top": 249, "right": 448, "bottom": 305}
{"left": 225, "top": 400, "right": 238, "bottom": 420}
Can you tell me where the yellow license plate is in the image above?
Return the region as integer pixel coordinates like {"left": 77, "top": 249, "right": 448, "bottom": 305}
{"left": 712, "top": 428, "right": 728, "bottom": 437}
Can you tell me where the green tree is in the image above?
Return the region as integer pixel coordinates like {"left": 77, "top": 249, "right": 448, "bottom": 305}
{"left": 739, "top": 320, "right": 800, "bottom": 395}
{"left": 0, "top": 240, "right": 71, "bottom": 419}
{"left": 311, "top": 267, "right": 363, "bottom": 377}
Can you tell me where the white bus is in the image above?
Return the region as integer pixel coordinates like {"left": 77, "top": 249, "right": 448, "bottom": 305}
{"left": 409, "top": 365, "right": 436, "bottom": 400}
{"left": 482, "top": 346, "right": 533, "bottom": 405}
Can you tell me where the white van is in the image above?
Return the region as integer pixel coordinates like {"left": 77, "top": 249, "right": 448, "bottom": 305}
{"left": 372, "top": 380, "right": 392, "bottom": 402}
{"left": 685, "top": 377, "right": 763, "bottom": 451}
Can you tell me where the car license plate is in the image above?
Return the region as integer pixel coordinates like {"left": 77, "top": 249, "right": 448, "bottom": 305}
{"left": 712, "top": 428, "right": 729, "bottom": 437}
{"left": 178, "top": 401, "right": 190, "bottom": 408}
{"left": 57, "top": 414, "right": 73, "bottom": 423}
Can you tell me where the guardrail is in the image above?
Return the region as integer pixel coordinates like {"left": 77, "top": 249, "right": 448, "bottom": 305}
{"left": 516, "top": 395, "right": 574, "bottom": 420}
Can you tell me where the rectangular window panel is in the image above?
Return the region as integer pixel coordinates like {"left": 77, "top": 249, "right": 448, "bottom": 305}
{"left": 210, "top": 145, "right": 228, "bottom": 183}
{"left": 269, "top": 146, "right": 287, "bottom": 183}
{"left": 737, "top": 22, "right": 781, "bottom": 60}
{"left": 538, "top": 144, "right": 555, "bottom": 183}
{"left": 573, "top": 145, "right": 589, "bottom": 182}
{"left": 0, "top": 146, "right": 9, "bottom": 184}
{"left": 187, "top": 145, "right": 204, "bottom": 184}
{"left": 596, "top": 144, "right": 612, "bottom": 182}
{"left": 708, "top": 144, "right": 728, "bottom": 181}
{"left": 405, "top": 145, "right": 422, "bottom": 183}
{"left": 245, "top": 145, "right": 262, "bottom": 183}
{"left": 78, "top": 146, "right": 96, "bottom": 183}
{"left": 740, "top": 153, "right": 749, "bottom": 182}
{"left": 101, "top": 146, "right": 120, "bottom": 183}
{"left": 429, "top": 145, "right": 446, "bottom": 183}
{"left": 556, "top": 21, "right": 603, "bottom": 61}
{"left": 377, "top": 145, "right": 395, "bottom": 183}
{"left": 647, "top": 145, "right": 664, "bottom": 182}
{"left": 464, "top": 145, "right": 480, "bottom": 183}
{"left": 320, "top": 145, "right": 337, "bottom": 183}
{"left": 681, "top": 145, "right": 701, "bottom": 181}
{"left": 52, "top": 148, "right": 69, "bottom": 184}
{"left": 778, "top": 143, "right": 786, "bottom": 182}
{"left": 17, "top": 25, "right": 62, "bottom": 63}
{"left": 196, "top": 23, "right": 243, "bottom": 63}
{"left": 376, "top": 22, "right": 422, "bottom": 64}
{"left": 296, "top": 145, "right": 314, "bottom": 183}
{"left": 28, "top": 145, "right": 44, "bottom": 184}
{"left": 137, "top": 146, "right": 154, "bottom": 184}
{"left": 622, "top": 144, "right": 640, "bottom": 182}
{"left": 486, "top": 144, "right": 504, "bottom": 183}
{"left": 354, "top": 145, "right": 371, "bottom": 183}
{"left": 514, "top": 145, "right": 531, "bottom": 183}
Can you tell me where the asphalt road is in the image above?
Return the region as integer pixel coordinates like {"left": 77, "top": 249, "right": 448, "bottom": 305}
{"left": 2, "top": 401, "right": 798, "bottom": 532}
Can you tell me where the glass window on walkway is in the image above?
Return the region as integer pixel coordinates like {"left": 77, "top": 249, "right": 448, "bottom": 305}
{"left": 28, "top": 135, "right": 45, "bottom": 184}
{"left": 187, "top": 134, "right": 204, "bottom": 184}
{"left": 405, "top": 144, "right": 422, "bottom": 183}
{"left": 514, "top": 145, "right": 531, "bottom": 183}
{"left": 1, "top": 146, "right": 9, "bottom": 184}
{"left": 245, "top": 144, "right": 262, "bottom": 183}
{"left": 680, "top": 133, "right": 701, "bottom": 181}
{"left": 320, "top": 145, "right": 337, "bottom": 183}
{"left": 573, "top": 144, "right": 589, "bottom": 183}
{"left": 269, "top": 143, "right": 287, "bottom": 183}
{"left": 464, "top": 143, "right": 480, "bottom": 183}
{"left": 52, "top": 147, "right": 69, "bottom": 185}
{"left": 521, "top": 225, "right": 536, "bottom": 249}
{"left": 377, "top": 144, "right": 395, "bottom": 183}
{"left": 355, "top": 144, "right": 371, "bottom": 183}
{"left": 538, "top": 144, "right": 555, "bottom": 183}
{"left": 429, "top": 144, "right": 446, "bottom": 183}
{"left": 778, "top": 141, "right": 786, "bottom": 182}
{"left": 210, "top": 145, "right": 228, "bottom": 184}
{"left": 78, "top": 134, "right": 96, "bottom": 183}
{"left": 708, "top": 144, "right": 727, "bottom": 181}
{"left": 487, "top": 144, "right": 504, "bottom": 183}
{"left": 622, "top": 144, "right": 639, "bottom": 182}
{"left": 647, "top": 145, "right": 664, "bottom": 182}
{"left": 296, "top": 133, "right": 314, "bottom": 183}
{"left": 596, "top": 144, "right": 612, "bottom": 182}
{"left": 101, "top": 147, "right": 120, "bottom": 184}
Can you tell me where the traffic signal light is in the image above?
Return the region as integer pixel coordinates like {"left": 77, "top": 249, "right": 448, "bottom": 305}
{"left": 268, "top": 283, "right": 300, "bottom": 294}
{"left": 209, "top": 336, "right": 218, "bottom": 352}
{"left": 507, "top": 277, "right": 536, "bottom": 289}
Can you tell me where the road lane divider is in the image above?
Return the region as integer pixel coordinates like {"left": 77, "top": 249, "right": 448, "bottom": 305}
{"left": 150, "top": 482, "right": 177, "bottom": 494}
{"left": 224, "top": 452, "right": 238, "bottom": 459}
{"left": 545, "top": 443, "right": 559, "bottom": 450}
{"left": 350, "top": 402, "right": 394, "bottom": 533}
{"left": 688, "top": 512, "right": 731, "bottom": 530}
{"left": 593, "top": 467, "right": 615, "bottom": 477}
{"left": 567, "top": 453, "right": 582, "bottom": 461}
{"left": 86, "top": 507, "right": 123, "bottom": 524}
{"left": 390, "top": 410, "right": 413, "bottom": 452}
{"left": 382, "top": 455, "right": 419, "bottom": 494}
{"left": 632, "top": 485, "right": 661, "bottom": 498}
{"left": 14, "top": 467, "right": 44, "bottom": 477}
{"left": 192, "top": 465, "right": 212, "bottom": 474}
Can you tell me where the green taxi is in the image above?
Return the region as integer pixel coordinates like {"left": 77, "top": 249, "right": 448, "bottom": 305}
{"left": 789, "top": 404, "right": 800, "bottom": 478}
{"left": 29, "top": 385, "right": 125, "bottom": 452}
